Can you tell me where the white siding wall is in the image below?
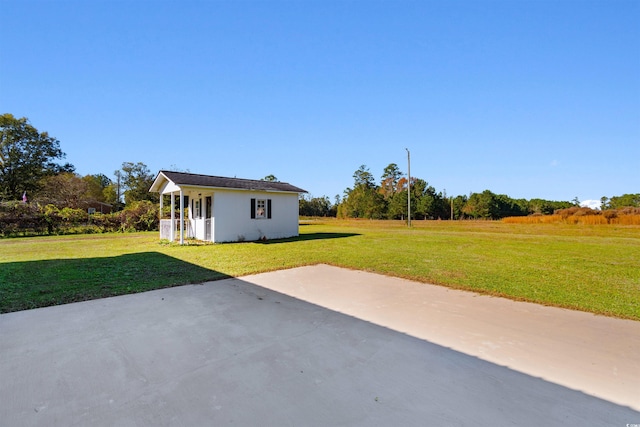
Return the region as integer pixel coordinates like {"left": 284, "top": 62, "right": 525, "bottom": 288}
{"left": 213, "top": 190, "right": 299, "bottom": 243}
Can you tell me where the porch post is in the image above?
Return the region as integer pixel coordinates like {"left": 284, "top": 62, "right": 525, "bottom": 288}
{"left": 170, "top": 192, "right": 175, "bottom": 242}
{"left": 179, "top": 189, "right": 184, "bottom": 245}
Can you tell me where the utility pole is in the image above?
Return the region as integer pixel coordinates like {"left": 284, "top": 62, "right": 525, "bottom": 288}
{"left": 406, "top": 148, "right": 411, "bottom": 227}
{"left": 451, "top": 197, "right": 454, "bottom": 220}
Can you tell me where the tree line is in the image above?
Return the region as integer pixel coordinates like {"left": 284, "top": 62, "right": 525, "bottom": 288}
{"left": 315, "top": 164, "right": 638, "bottom": 220}
{"left": 1, "top": 114, "right": 159, "bottom": 209}
{"left": 0, "top": 114, "right": 160, "bottom": 236}
{"left": 2, "top": 114, "right": 638, "bottom": 228}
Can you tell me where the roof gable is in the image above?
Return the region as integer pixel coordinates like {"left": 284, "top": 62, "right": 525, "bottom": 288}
{"left": 150, "top": 171, "right": 307, "bottom": 194}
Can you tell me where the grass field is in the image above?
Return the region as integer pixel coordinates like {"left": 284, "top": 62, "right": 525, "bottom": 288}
{"left": 1, "top": 219, "right": 639, "bottom": 320}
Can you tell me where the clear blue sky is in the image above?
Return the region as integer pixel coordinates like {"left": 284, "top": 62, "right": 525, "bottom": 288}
{"left": 2, "top": 0, "right": 638, "bottom": 205}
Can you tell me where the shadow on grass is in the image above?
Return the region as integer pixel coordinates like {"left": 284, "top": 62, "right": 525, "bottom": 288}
{"left": 0, "top": 252, "right": 229, "bottom": 313}
{"left": 254, "top": 232, "right": 360, "bottom": 244}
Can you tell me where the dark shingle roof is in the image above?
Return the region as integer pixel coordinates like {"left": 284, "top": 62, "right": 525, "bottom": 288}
{"left": 155, "top": 171, "right": 307, "bottom": 193}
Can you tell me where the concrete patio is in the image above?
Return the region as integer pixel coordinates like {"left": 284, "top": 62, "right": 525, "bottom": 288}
{"left": 1, "top": 264, "right": 638, "bottom": 426}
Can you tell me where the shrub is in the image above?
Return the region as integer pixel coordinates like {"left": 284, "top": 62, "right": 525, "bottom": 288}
{"left": 119, "top": 200, "right": 159, "bottom": 232}
{"left": 504, "top": 207, "right": 640, "bottom": 225}
{"left": 0, "top": 199, "right": 161, "bottom": 237}
{"left": 0, "top": 202, "right": 44, "bottom": 236}
{"left": 59, "top": 207, "right": 88, "bottom": 225}
{"left": 41, "top": 204, "right": 61, "bottom": 234}
{"left": 90, "top": 212, "right": 121, "bottom": 232}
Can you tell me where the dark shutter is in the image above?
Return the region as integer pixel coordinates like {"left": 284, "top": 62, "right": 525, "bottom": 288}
{"left": 267, "top": 199, "right": 272, "bottom": 219}
{"left": 251, "top": 198, "right": 256, "bottom": 219}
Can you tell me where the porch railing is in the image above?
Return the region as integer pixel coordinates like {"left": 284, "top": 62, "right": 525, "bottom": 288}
{"left": 160, "top": 219, "right": 195, "bottom": 241}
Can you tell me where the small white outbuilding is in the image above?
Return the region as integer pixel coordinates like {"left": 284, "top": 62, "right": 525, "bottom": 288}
{"left": 149, "top": 171, "right": 307, "bottom": 244}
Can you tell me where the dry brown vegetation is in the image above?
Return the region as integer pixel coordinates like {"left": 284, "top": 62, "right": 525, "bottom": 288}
{"left": 503, "top": 207, "right": 640, "bottom": 225}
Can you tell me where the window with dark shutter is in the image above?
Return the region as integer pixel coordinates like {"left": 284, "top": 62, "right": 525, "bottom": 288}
{"left": 251, "top": 198, "right": 272, "bottom": 219}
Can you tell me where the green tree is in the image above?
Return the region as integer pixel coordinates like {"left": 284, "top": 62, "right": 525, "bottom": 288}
{"left": 340, "top": 165, "right": 385, "bottom": 219}
{"left": 299, "top": 195, "right": 334, "bottom": 217}
{"left": 342, "top": 185, "right": 385, "bottom": 219}
{"left": 395, "top": 178, "right": 449, "bottom": 220}
{"left": 82, "top": 174, "right": 112, "bottom": 203}
{"left": 494, "top": 194, "right": 527, "bottom": 218}
{"left": 0, "top": 114, "right": 72, "bottom": 200}
{"left": 463, "top": 190, "right": 499, "bottom": 219}
{"left": 607, "top": 193, "right": 640, "bottom": 209}
{"left": 118, "top": 162, "right": 158, "bottom": 205}
{"left": 386, "top": 177, "right": 416, "bottom": 220}
{"left": 379, "top": 163, "right": 402, "bottom": 200}
{"left": 413, "top": 179, "right": 449, "bottom": 219}
{"left": 451, "top": 195, "right": 468, "bottom": 219}
{"left": 528, "top": 198, "right": 554, "bottom": 215}
{"left": 262, "top": 174, "right": 278, "bottom": 182}
{"left": 352, "top": 164, "right": 376, "bottom": 188}
{"left": 463, "top": 190, "right": 527, "bottom": 219}
{"left": 526, "top": 198, "right": 572, "bottom": 215}
{"left": 102, "top": 184, "right": 120, "bottom": 206}
{"left": 386, "top": 190, "right": 408, "bottom": 219}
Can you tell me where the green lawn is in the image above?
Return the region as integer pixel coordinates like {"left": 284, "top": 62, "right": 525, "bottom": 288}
{"left": 1, "top": 219, "right": 639, "bottom": 320}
